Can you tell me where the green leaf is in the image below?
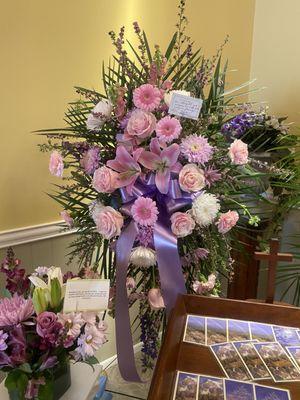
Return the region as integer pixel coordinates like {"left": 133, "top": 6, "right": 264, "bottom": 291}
{"left": 5, "top": 370, "right": 28, "bottom": 399}
{"left": 38, "top": 379, "right": 54, "bottom": 400}
{"left": 142, "top": 31, "right": 152, "bottom": 63}
{"left": 19, "top": 363, "right": 32, "bottom": 374}
{"left": 165, "top": 32, "right": 178, "bottom": 60}
{"left": 2, "top": 288, "right": 12, "bottom": 298}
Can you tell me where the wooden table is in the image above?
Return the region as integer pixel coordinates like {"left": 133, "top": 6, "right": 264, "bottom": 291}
{"left": 148, "top": 294, "right": 300, "bottom": 399}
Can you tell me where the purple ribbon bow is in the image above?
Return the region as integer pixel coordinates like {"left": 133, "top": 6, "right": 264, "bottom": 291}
{"left": 115, "top": 174, "right": 190, "bottom": 382}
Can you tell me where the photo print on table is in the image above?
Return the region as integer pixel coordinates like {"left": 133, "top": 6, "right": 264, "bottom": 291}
{"left": 250, "top": 322, "right": 275, "bottom": 342}
{"left": 173, "top": 371, "right": 198, "bottom": 400}
{"left": 233, "top": 340, "right": 270, "bottom": 380}
{"left": 184, "top": 315, "right": 206, "bottom": 345}
{"left": 228, "top": 319, "right": 251, "bottom": 342}
{"left": 254, "top": 384, "right": 291, "bottom": 400}
{"left": 253, "top": 342, "right": 300, "bottom": 382}
{"left": 224, "top": 379, "right": 255, "bottom": 400}
{"left": 198, "top": 375, "right": 224, "bottom": 400}
{"left": 206, "top": 318, "right": 227, "bottom": 346}
{"left": 286, "top": 346, "right": 300, "bottom": 369}
{"left": 210, "top": 342, "right": 251, "bottom": 381}
{"left": 272, "top": 325, "right": 300, "bottom": 347}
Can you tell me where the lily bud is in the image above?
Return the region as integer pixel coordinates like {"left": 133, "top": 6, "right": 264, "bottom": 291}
{"left": 32, "top": 287, "right": 48, "bottom": 314}
{"left": 50, "top": 277, "right": 62, "bottom": 309}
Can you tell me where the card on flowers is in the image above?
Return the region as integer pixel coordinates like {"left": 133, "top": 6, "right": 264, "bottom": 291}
{"left": 233, "top": 340, "right": 270, "bottom": 380}
{"left": 254, "top": 383, "right": 291, "bottom": 400}
{"left": 228, "top": 319, "right": 251, "bottom": 342}
{"left": 173, "top": 371, "right": 198, "bottom": 400}
{"left": 286, "top": 346, "right": 300, "bottom": 369}
{"left": 253, "top": 342, "right": 300, "bottom": 382}
{"left": 168, "top": 93, "right": 203, "bottom": 120}
{"left": 183, "top": 315, "right": 206, "bottom": 345}
{"left": 206, "top": 317, "right": 227, "bottom": 345}
{"left": 198, "top": 375, "right": 225, "bottom": 399}
{"left": 250, "top": 322, "right": 275, "bottom": 342}
{"left": 272, "top": 325, "right": 300, "bottom": 347}
{"left": 210, "top": 342, "right": 251, "bottom": 381}
{"left": 63, "top": 279, "right": 110, "bottom": 313}
{"left": 224, "top": 379, "right": 255, "bottom": 400}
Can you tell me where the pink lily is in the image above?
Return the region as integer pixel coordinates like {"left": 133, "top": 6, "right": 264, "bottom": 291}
{"left": 107, "top": 145, "right": 142, "bottom": 194}
{"left": 139, "top": 138, "right": 181, "bottom": 194}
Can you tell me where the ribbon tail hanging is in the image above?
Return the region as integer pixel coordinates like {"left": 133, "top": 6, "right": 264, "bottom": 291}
{"left": 154, "top": 220, "right": 187, "bottom": 316}
{"left": 115, "top": 221, "right": 142, "bottom": 382}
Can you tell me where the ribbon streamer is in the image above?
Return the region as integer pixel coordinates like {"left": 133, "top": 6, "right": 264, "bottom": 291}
{"left": 115, "top": 175, "right": 189, "bottom": 381}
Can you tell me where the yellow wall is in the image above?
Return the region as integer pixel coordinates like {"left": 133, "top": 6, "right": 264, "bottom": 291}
{"left": 0, "top": 0, "right": 255, "bottom": 231}
{"left": 250, "top": 0, "right": 300, "bottom": 125}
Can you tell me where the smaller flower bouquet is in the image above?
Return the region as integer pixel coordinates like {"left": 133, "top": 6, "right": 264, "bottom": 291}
{"left": 0, "top": 249, "right": 107, "bottom": 400}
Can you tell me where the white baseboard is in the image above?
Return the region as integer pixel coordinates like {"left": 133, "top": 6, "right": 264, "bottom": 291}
{"left": 99, "top": 341, "right": 143, "bottom": 370}
{"left": 0, "top": 221, "right": 76, "bottom": 249}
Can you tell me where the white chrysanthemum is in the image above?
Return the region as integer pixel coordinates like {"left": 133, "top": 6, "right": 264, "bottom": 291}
{"left": 130, "top": 246, "right": 156, "bottom": 268}
{"left": 164, "top": 90, "right": 190, "bottom": 107}
{"left": 86, "top": 100, "right": 113, "bottom": 131}
{"left": 191, "top": 193, "right": 220, "bottom": 227}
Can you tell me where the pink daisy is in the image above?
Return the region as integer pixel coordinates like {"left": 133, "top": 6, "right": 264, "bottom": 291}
{"left": 131, "top": 197, "right": 159, "bottom": 226}
{"left": 156, "top": 116, "right": 182, "bottom": 143}
{"left": 133, "top": 84, "right": 162, "bottom": 112}
{"left": 181, "top": 134, "right": 214, "bottom": 164}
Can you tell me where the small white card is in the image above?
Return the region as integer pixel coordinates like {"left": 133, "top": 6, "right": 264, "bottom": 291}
{"left": 63, "top": 279, "right": 110, "bottom": 313}
{"left": 168, "top": 93, "right": 203, "bottom": 120}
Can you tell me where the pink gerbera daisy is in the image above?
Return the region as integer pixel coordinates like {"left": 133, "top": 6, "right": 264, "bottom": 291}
{"left": 133, "top": 84, "right": 162, "bottom": 112}
{"left": 156, "top": 116, "right": 182, "bottom": 143}
{"left": 131, "top": 197, "right": 159, "bottom": 226}
{"left": 181, "top": 134, "right": 213, "bottom": 164}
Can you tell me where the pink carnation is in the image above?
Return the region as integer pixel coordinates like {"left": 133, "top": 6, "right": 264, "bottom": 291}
{"left": 171, "top": 212, "right": 195, "bottom": 238}
{"left": 179, "top": 164, "right": 206, "bottom": 192}
{"left": 156, "top": 116, "right": 182, "bottom": 143}
{"left": 147, "top": 288, "right": 165, "bottom": 310}
{"left": 92, "top": 166, "right": 120, "bottom": 194}
{"left": 0, "top": 295, "right": 34, "bottom": 327}
{"left": 216, "top": 210, "right": 239, "bottom": 234}
{"left": 49, "top": 151, "right": 64, "bottom": 177}
{"left": 131, "top": 197, "right": 159, "bottom": 226}
{"left": 181, "top": 134, "right": 213, "bottom": 164}
{"left": 92, "top": 205, "right": 124, "bottom": 239}
{"left": 133, "top": 84, "right": 162, "bottom": 112}
{"left": 80, "top": 147, "right": 100, "bottom": 175}
{"left": 193, "top": 274, "right": 216, "bottom": 294}
{"left": 125, "top": 109, "right": 156, "bottom": 140}
{"left": 60, "top": 210, "right": 73, "bottom": 228}
{"left": 229, "top": 139, "right": 248, "bottom": 165}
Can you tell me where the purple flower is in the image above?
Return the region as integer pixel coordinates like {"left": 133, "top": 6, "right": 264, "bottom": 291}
{"left": 8, "top": 325, "right": 27, "bottom": 365}
{"left": 0, "top": 295, "right": 34, "bottom": 328}
{"left": 36, "top": 312, "right": 63, "bottom": 348}
{"left": 0, "top": 330, "right": 8, "bottom": 351}
{"left": 221, "top": 112, "right": 263, "bottom": 137}
{"left": 39, "top": 355, "right": 58, "bottom": 371}
{"left": 180, "top": 134, "right": 214, "bottom": 164}
{"left": 204, "top": 166, "right": 222, "bottom": 188}
{"left": 138, "top": 138, "right": 181, "bottom": 194}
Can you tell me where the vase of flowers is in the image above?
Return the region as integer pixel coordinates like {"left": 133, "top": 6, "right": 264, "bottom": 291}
{"left": 0, "top": 249, "right": 107, "bottom": 400}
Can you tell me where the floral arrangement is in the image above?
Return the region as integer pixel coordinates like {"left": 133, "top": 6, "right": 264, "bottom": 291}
{"left": 0, "top": 249, "right": 107, "bottom": 399}
{"left": 39, "top": 0, "right": 300, "bottom": 375}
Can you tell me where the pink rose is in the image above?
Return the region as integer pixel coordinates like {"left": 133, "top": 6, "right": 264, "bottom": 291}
{"left": 229, "top": 139, "right": 248, "bottom": 165}
{"left": 92, "top": 206, "right": 124, "bottom": 239}
{"left": 147, "top": 288, "right": 165, "bottom": 310}
{"left": 216, "top": 210, "right": 239, "bottom": 234}
{"left": 125, "top": 109, "right": 156, "bottom": 139}
{"left": 49, "top": 151, "right": 64, "bottom": 177}
{"left": 60, "top": 210, "right": 73, "bottom": 228}
{"left": 92, "top": 166, "right": 119, "bottom": 193}
{"left": 170, "top": 212, "right": 195, "bottom": 238}
{"left": 179, "top": 164, "right": 206, "bottom": 192}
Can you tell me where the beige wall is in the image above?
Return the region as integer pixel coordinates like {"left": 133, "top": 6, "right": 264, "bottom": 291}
{"left": 250, "top": 0, "right": 300, "bottom": 126}
{"left": 0, "top": 0, "right": 255, "bottom": 231}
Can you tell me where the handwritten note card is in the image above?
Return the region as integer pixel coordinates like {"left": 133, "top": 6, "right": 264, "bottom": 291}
{"left": 63, "top": 279, "right": 110, "bottom": 313}
{"left": 168, "top": 93, "right": 203, "bottom": 120}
